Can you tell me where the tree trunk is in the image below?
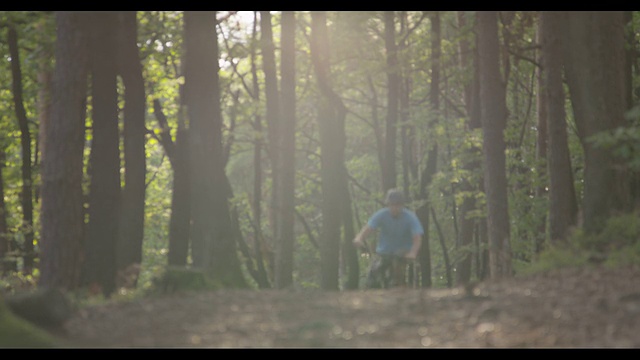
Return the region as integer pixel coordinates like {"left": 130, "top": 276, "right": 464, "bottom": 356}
{"left": 8, "top": 25, "right": 35, "bottom": 273}
{"left": 36, "top": 20, "right": 53, "bottom": 207}
{"left": 535, "top": 15, "right": 549, "bottom": 253}
{"left": 540, "top": 11, "right": 578, "bottom": 245}
{"left": 184, "top": 11, "right": 246, "bottom": 287}
{"left": 260, "top": 11, "right": 281, "bottom": 242}
{"left": 383, "top": 11, "right": 399, "bottom": 192}
{"left": 414, "top": 12, "right": 442, "bottom": 288}
{"left": 477, "top": 11, "right": 512, "bottom": 279}
{"left": 84, "top": 11, "right": 121, "bottom": 297}
{"left": 624, "top": 11, "right": 640, "bottom": 209}
{"left": 310, "top": 11, "right": 349, "bottom": 291}
{"left": 560, "top": 11, "right": 629, "bottom": 234}
{"left": 399, "top": 12, "right": 413, "bottom": 200}
{"left": 152, "top": 100, "right": 191, "bottom": 267}
{"left": 115, "top": 11, "right": 147, "bottom": 279}
{"left": 0, "top": 148, "right": 10, "bottom": 274}
{"left": 250, "top": 12, "right": 271, "bottom": 287}
{"left": 39, "top": 11, "right": 89, "bottom": 291}
{"left": 275, "top": 11, "right": 296, "bottom": 289}
{"left": 454, "top": 11, "right": 481, "bottom": 285}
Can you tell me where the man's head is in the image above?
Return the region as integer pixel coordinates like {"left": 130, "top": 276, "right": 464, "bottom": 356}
{"left": 385, "top": 188, "right": 405, "bottom": 217}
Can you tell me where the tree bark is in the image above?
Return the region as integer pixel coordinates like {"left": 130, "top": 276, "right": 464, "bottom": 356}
{"left": 39, "top": 11, "right": 89, "bottom": 291}
{"left": 535, "top": 14, "right": 549, "bottom": 253}
{"left": 414, "top": 12, "right": 442, "bottom": 288}
{"left": 560, "top": 11, "right": 629, "bottom": 234}
{"left": 383, "top": 11, "right": 399, "bottom": 192}
{"left": 540, "top": 12, "right": 578, "bottom": 245}
{"left": 84, "top": 11, "right": 121, "bottom": 297}
{"left": 477, "top": 11, "right": 512, "bottom": 279}
{"left": 0, "top": 148, "right": 10, "bottom": 274}
{"left": 454, "top": 11, "right": 481, "bottom": 285}
{"left": 275, "top": 11, "right": 296, "bottom": 289}
{"left": 184, "top": 11, "right": 246, "bottom": 287}
{"left": 310, "top": 11, "right": 349, "bottom": 291}
{"left": 260, "top": 11, "right": 281, "bottom": 242}
{"left": 8, "top": 25, "right": 35, "bottom": 273}
{"left": 115, "top": 11, "right": 147, "bottom": 278}
{"left": 250, "top": 12, "right": 271, "bottom": 287}
{"left": 152, "top": 100, "right": 191, "bottom": 267}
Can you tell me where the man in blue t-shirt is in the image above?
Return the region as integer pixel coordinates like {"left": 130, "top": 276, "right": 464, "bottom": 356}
{"left": 353, "top": 188, "right": 424, "bottom": 287}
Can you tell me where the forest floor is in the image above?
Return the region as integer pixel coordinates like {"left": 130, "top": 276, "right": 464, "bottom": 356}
{"left": 56, "top": 265, "right": 640, "bottom": 348}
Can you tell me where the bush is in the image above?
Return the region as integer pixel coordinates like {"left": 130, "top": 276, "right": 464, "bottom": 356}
{"left": 524, "top": 212, "right": 640, "bottom": 274}
{"left": 148, "top": 266, "right": 221, "bottom": 294}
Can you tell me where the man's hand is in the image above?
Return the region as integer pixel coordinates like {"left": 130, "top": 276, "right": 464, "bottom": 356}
{"left": 353, "top": 225, "right": 372, "bottom": 250}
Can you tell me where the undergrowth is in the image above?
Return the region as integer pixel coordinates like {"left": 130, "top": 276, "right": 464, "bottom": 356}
{"left": 520, "top": 212, "right": 640, "bottom": 275}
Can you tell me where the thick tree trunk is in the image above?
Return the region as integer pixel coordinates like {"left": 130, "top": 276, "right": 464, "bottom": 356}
{"left": 275, "top": 11, "right": 296, "bottom": 289}
{"left": 540, "top": 12, "right": 578, "bottom": 245}
{"left": 184, "top": 11, "right": 246, "bottom": 287}
{"left": 623, "top": 11, "right": 640, "bottom": 209}
{"left": 477, "top": 11, "right": 512, "bottom": 279}
{"left": 115, "top": 11, "right": 146, "bottom": 279}
{"left": 8, "top": 26, "right": 35, "bottom": 273}
{"left": 560, "top": 11, "right": 629, "bottom": 234}
{"left": 310, "top": 11, "right": 349, "bottom": 291}
{"left": 84, "top": 12, "right": 121, "bottom": 297}
{"left": 39, "top": 12, "right": 89, "bottom": 291}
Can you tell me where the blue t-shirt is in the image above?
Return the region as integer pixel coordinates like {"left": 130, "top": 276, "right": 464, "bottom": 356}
{"left": 367, "top": 207, "right": 424, "bottom": 256}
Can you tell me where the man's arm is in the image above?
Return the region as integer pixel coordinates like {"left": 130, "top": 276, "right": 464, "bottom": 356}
{"left": 405, "top": 233, "right": 422, "bottom": 260}
{"left": 353, "top": 225, "right": 373, "bottom": 248}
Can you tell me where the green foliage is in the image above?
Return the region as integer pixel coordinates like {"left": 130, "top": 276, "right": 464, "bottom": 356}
{"left": 523, "top": 212, "right": 640, "bottom": 275}
{"left": 0, "top": 271, "right": 37, "bottom": 295}
{"left": 588, "top": 110, "right": 640, "bottom": 171}
{"left": 148, "top": 266, "right": 221, "bottom": 295}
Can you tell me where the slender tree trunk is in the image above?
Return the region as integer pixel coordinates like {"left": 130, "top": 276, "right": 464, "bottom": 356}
{"left": 454, "top": 11, "right": 481, "bottom": 285}
{"left": 184, "top": 11, "right": 246, "bottom": 286}
{"left": 36, "top": 22, "right": 53, "bottom": 207}
{"left": 115, "top": 11, "right": 146, "bottom": 279}
{"left": 260, "top": 11, "right": 281, "bottom": 241}
{"left": 535, "top": 15, "right": 549, "bottom": 253}
{"left": 415, "top": 12, "right": 442, "bottom": 288}
{"left": 310, "top": 11, "right": 348, "bottom": 291}
{"left": 0, "top": 148, "right": 10, "bottom": 274}
{"left": 250, "top": 12, "right": 270, "bottom": 287}
{"left": 540, "top": 12, "right": 578, "bottom": 245}
{"left": 8, "top": 25, "right": 35, "bottom": 273}
{"left": 275, "top": 11, "right": 296, "bottom": 289}
{"left": 477, "top": 11, "right": 512, "bottom": 279}
{"left": 39, "top": 12, "right": 89, "bottom": 291}
{"left": 84, "top": 12, "right": 121, "bottom": 297}
{"left": 560, "top": 11, "right": 629, "bottom": 234}
{"left": 152, "top": 100, "right": 191, "bottom": 267}
{"left": 383, "top": 11, "right": 399, "bottom": 192}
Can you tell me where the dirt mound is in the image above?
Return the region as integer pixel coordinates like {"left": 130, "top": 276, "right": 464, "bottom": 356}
{"left": 59, "top": 265, "right": 640, "bottom": 348}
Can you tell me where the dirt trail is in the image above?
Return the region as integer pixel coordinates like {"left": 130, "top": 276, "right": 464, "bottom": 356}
{"left": 60, "top": 266, "right": 640, "bottom": 348}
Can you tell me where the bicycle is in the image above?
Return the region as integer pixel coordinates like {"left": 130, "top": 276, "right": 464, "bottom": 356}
{"left": 365, "top": 252, "right": 421, "bottom": 289}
